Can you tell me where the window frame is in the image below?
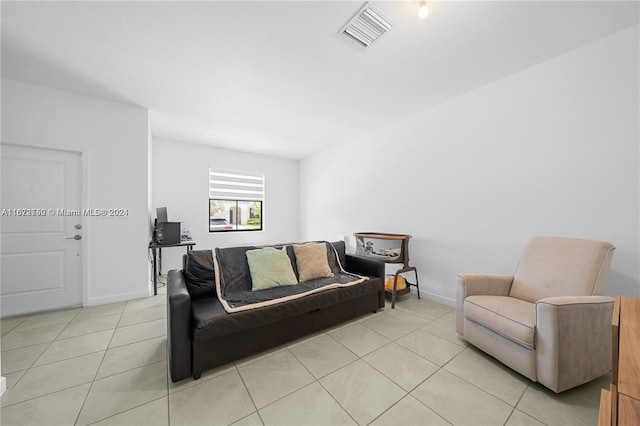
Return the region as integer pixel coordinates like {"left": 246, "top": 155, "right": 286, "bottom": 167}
{"left": 208, "top": 168, "right": 264, "bottom": 233}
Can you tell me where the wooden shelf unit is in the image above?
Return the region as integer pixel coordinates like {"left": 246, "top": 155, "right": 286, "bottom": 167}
{"left": 599, "top": 296, "right": 640, "bottom": 426}
{"left": 353, "top": 233, "right": 419, "bottom": 308}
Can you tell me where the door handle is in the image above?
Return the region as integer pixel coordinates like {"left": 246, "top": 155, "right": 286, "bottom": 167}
{"left": 66, "top": 235, "right": 82, "bottom": 240}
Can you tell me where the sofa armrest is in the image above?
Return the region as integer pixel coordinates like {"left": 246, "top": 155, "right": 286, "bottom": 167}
{"left": 345, "top": 254, "right": 385, "bottom": 279}
{"left": 456, "top": 274, "right": 514, "bottom": 335}
{"left": 535, "top": 295, "right": 614, "bottom": 392}
{"left": 167, "top": 269, "right": 193, "bottom": 382}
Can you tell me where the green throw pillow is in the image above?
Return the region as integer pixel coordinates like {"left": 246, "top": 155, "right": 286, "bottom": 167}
{"left": 246, "top": 246, "right": 298, "bottom": 291}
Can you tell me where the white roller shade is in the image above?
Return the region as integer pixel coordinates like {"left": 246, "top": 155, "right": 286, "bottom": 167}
{"left": 209, "top": 168, "right": 264, "bottom": 201}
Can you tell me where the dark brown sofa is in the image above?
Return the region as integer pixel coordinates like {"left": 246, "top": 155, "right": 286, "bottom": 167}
{"left": 167, "top": 241, "right": 385, "bottom": 382}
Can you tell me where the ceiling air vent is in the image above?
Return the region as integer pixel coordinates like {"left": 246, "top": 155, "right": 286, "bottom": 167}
{"left": 340, "top": 2, "right": 393, "bottom": 48}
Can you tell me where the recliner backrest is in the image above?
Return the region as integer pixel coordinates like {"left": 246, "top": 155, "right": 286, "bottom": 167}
{"left": 509, "top": 236, "right": 615, "bottom": 303}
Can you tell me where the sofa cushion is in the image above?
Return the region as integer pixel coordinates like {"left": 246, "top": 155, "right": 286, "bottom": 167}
{"left": 214, "top": 244, "right": 295, "bottom": 295}
{"left": 215, "top": 241, "right": 366, "bottom": 313}
{"left": 464, "top": 295, "right": 536, "bottom": 349}
{"left": 213, "top": 241, "right": 345, "bottom": 295}
{"left": 246, "top": 246, "right": 298, "bottom": 291}
{"left": 332, "top": 240, "right": 347, "bottom": 268}
{"left": 293, "top": 243, "right": 334, "bottom": 282}
{"left": 184, "top": 250, "right": 216, "bottom": 300}
{"left": 192, "top": 275, "right": 383, "bottom": 343}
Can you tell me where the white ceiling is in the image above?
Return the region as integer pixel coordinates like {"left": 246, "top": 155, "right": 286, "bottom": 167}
{"left": 2, "top": 1, "right": 638, "bottom": 159}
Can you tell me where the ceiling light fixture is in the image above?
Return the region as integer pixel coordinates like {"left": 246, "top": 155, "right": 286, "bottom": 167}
{"left": 418, "top": 1, "right": 429, "bottom": 19}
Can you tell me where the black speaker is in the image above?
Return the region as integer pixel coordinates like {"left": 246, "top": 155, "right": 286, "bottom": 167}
{"left": 156, "top": 222, "right": 181, "bottom": 245}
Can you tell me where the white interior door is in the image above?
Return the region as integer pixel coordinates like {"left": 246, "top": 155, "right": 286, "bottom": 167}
{"left": 1, "top": 144, "right": 83, "bottom": 317}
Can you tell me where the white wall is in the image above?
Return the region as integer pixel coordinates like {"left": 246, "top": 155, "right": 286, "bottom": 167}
{"left": 152, "top": 137, "right": 299, "bottom": 273}
{"left": 1, "top": 78, "right": 151, "bottom": 305}
{"left": 300, "top": 26, "right": 640, "bottom": 304}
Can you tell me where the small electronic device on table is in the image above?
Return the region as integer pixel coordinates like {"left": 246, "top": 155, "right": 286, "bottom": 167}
{"left": 354, "top": 232, "right": 419, "bottom": 308}
{"left": 150, "top": 206, "right": 195, "bottom": 295}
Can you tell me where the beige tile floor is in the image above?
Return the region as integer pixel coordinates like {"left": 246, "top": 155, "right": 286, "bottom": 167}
{"left": 0, "top": 290, "right": 608, "bottom": 425}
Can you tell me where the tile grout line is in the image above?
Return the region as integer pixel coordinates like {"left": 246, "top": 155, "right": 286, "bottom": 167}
{"left": 391, "top": 306, "right": 444, "bottom": 324}
{"left": 430, "top": 346, "right": 538, "bottom": 425}
{"left": 75, "top": 359, "right": 168, "bottom": 426}
{"left": 324, "top": 304, "right": 452, "bottom": 425}
{"left": 167, "top": 363, "right": 237, "bottom": 395}
{"left": 8, "top": 307, "right": 82, "bottom": 332}
{"left": 389, "top": 304, "right": 598, "bottom": 426}
{"left": 443, "top": 364, "right": 525, "bottom": 410}
{"left": 89, "top": 343, "right": 168, "bottom": 382}
{"left": 83, "top": 395, "right": 168, "bottom": 426}
{"left": 367, "top": 393, "right": 452, "bottom": 426}
{"left": 356, "top": 344, "right": 415, "bottom": 426}
{"left": 234, "top": 361, "right": 264, "bottom": 424}
{"left": 109, "top": 319, "right": 167, "bottom": 349}
{"left": 74, "top": 294, "right": 167, "bottom": 425}
{"left": 509, "top": 382, "right": 553, "bottom": 426}
{"left": 503, "top": 382, "right": 538, "bottom": 426}
{"left": 229, "top": 300, "right": 480, "bottom": 425}
{"left": 289, "top": 348, "right": 365, "bottom": 426}
{"left": 252, "top": 344, "right": 363, "bottom": 423}
{"left": 116, "top": 304, "right": 166, "bottom": 329}
{"left": 1, "top": 382, "right": 94, "bottom": 411}
{"left": 26, "top": 347, "right": 113, "bottom": 370}
{"left": 244, "top": 347, "right": 317, "bottom": 410}
{"left": 1, "top": 310, "right": 82, "bottom": 399}
{"left": 291, "top": 315, "right": 444, "bottom": 426}
{"left": 73, "top": 305, "right": 125, "bottom": 426}
{"left": 3, "top": 297, "right": 604, "bottom": 426}
{"left": 391, "top": 329, "right": 463, "bottom": 364}
{"left": 0, "top": 315, "right": 29, "bottom": 336}
{"left": 315, "top": 378, "right": 360, "bottom": 426}
{"left": 359, "top": 344, "right": 438, "bottom": 395}
{"left": 58, "top": 314, "right": 122, "bottom": 340}
{"left": 327, "top": 320, "right": 393, "bottom": 356}
{"left": 323, "top": 327, "right": 368, "bottom": 360}
{"left": 394, "top": 343, "right": 470, "bottom": 424}
{"left": 358, "top": 313, "right": 431, "bottom": 342}
{"left": 1, "top": 331, "right": 100, "bottom": 409}
{"left": 0, "top": 305, "right": 79, "bottom": 399}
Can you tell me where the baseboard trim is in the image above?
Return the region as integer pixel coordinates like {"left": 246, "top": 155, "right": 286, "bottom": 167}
{"left": 86, "top": 289, "right": 151, "bottom": 307}
{"left": 417, "top": 289, "right": 455, "bottom": 307}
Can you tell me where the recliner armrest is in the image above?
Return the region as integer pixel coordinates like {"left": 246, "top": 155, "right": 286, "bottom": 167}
{"left": 456, "top": 274, "right": 514, "bottom": 335}
{"left": 536, "top": 295, "right": 614, "bottom": 306}
{"left": 345, "top": 254, "right": 385, "bottom": 279}
{"left": 167, "top": 269, "right": 193, "bottom": 383}
{"left": 535, "top": 295, "right": 614, "bottom": 392}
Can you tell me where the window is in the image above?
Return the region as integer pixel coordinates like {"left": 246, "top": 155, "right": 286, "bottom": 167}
{"left": 209, "top": 168, "right": 264, "bottom": 232}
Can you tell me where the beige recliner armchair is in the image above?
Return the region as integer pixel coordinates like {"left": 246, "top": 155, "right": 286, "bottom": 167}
{"left": 456, "top": 236, "right": 615, "bottom": 393}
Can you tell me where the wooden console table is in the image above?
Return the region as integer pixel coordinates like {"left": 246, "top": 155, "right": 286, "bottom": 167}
{"left": 599, "top": 296, "right": 640, "bottom": 426}
{"left": 353, "top": 233, "right": 419, "bottom": 308}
